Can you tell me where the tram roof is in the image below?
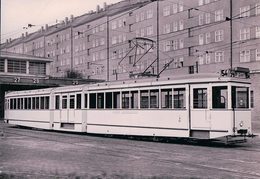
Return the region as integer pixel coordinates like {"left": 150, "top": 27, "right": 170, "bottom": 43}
{"left": 5, "top": 73, "right": 250, "bottom": 97}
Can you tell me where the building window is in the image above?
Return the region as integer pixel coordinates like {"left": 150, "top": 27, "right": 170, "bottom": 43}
{"left": 215, "top": 9, "right": 224, "bottom": 22}
{"left": 147, "top": 26, "right": 153, "bottom": 36}
{"left": 163, "top": 41, "right": 171, "bottom": 52}
{"left": 179, "top": 1, "right": 184, "bottom": 12}
{"left": 215, "top": 51, "right": 224, "bottom": 62}
{"left": 140, "top": 12, "right": 145, "bottom": 21}
{"left": 240, "top": 28, "right": 250, "bottom": 40}
{"left": 136, "top": 14, "right": 139, "bottom": 22}
{"left": 256, "top": 49, "right": 260, "bottom": 61}
{"left": 256, "top": 3, "right": 260, "bottom": 15}
{"left": 163, "top": 6, "right": 171, "bottom": 16}
{"left": 205, "top": 13, "right": 211, "bottom": 24}
{"left": 112, "top": 36, "right": 117, "bottom": 45}
{"left": 199, "top": 55, "right": 204, "bottom": 65}
{"left": 173, "top": 21, "right": 178, "bottom": 31}
{"left": 205, "top": 53, "right": 211, "bottom": 64}
{"left": 147, "top": 9, "right": 153, "bottom": 19}
{"left": 112, "top": 21, "right": 117, "bottom": 29}
{"left": 198, "top": 0, "right": 204, "bottom": 6}
{"left": 256, "top": 26, "right": 260, "bottom": 38}
{"left": 7, "top": 60, "right": 26, "bottom": 74}
{"left": 199, "top": 34, "right": 204, "bottom": 45}
{"left": 240, "top": 50, "right": 250, "bottom": 62}
{"left": 205, "top": 32, "right": 211, "bottom": 44}
{"left": 179, "top": 39, "right": 184, "bottom": 49}
{"left": 199, "top": 13, "right": 204, "bottom": 25}
{"left": 205, "top": 0, "right": 210, "bottom": 4}
{"left": 173, "top": 4, "right": 178, "bottom": 14}
{"left": 215, "top": 30, "right": 224, "bottom": 42}
{"left": 179, "top": 20, "right": 184, "bottom": 30}
{"left": 240, "top": 6, "right": 250, "bottom": 18}
{"left": 172, "top": 40, "right": 178, "bottom": 50}
{"left": 163, "top": 24, "right": 171, "bottom": 34}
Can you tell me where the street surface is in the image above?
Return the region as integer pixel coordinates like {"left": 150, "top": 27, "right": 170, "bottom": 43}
{"left": 0, "top": 123, "right": 260, "bottom": 178}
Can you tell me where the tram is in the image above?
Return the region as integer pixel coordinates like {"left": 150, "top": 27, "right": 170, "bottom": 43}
{"left": 4, "top": 73, "right": 253, "bottom": 140}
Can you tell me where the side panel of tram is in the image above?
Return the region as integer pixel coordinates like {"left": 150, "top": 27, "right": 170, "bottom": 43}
{"left": 86, "top": 85, "right": 190, "bottom": 137}
{"left": 4, "top": 92, "right": 52, "bottom": 130}
{"left": 4, "top": 79, "right": 252, "bottom": 139}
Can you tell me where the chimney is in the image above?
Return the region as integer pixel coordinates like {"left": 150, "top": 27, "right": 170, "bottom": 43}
{"left": 41, "top": 26, "right": 44, "bottom": 32}
{"left": 65, "top": 17, "right": 69, "bottom": 24}
{"left": 96, "top": 5, "right": 100, "bottom": 12}
{"left": 104, "top": 2, "right": 107, "bottom": 10}
{"left": 45, "top": 24, "right": 49, "bottom": 30}
{"left": 25, "top": 32, "right": 28, "bottom": 36}
{"left": 70, "top": 14, "right": 74, "bottom": 22}
{"left": 22, "top": 33, "right": 24, "bottom": 38}
{"left": 6, "top": 39, "right": 9, "bottom": 43}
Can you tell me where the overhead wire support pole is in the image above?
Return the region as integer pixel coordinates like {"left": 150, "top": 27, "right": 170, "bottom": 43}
{"left": 157, "top": 0, "right": 160, "bottom": 77}
{"left": 107, "top": 15, "right": 110, "bottom": 81}
{"left": 230, "top": 0, "right": 233, "bottom": 70}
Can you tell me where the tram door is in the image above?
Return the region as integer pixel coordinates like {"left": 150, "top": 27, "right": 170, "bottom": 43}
{"left": 60, "top": 93, "right": 77, "bottom": 123}
{"left": 190, "top": 85, "right": 211, "bottom": 130}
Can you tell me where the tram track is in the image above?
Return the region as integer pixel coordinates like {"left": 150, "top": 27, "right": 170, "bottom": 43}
{"left": 2, "top": 125, "right": 260, "bottom": 178}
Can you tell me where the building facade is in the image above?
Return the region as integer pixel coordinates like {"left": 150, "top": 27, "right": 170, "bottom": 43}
{"left": 1, "top": 0, "right": 260, "bottom": 121}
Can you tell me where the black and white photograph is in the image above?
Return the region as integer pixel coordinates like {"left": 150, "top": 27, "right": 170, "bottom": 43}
{"left": 0, "top": 0, "right": 260, "bottom": 178}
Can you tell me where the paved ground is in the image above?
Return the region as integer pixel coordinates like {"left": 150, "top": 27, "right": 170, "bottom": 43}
{"left": 0, "top": 122, "right": 260, "bottom": 179}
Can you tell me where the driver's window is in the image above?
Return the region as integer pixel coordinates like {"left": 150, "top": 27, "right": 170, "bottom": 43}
{"left": 212, "top": 86, "right": 228, "bottom": 109}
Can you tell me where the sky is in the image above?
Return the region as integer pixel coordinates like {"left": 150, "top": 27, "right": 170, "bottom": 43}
{"left": 1, "top": 0, "right": 120, "bottom": 43}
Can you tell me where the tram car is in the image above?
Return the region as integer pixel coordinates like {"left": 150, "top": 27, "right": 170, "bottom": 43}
{"left": 4, "top": 73, "right": 252, "bottom": 140}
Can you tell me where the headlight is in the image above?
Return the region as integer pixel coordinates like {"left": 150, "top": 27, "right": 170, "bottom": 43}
{"left": 239, "top": 121, "right": 244, "bottom": 127}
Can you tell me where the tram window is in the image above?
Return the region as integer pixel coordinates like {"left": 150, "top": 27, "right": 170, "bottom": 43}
{"left": 17, "top": 98, "right": 21, "bottom": 109}
{"left": 24, "top": 98, "right": 28, "bottom": 109}
{"left": 250, "top": 90, "right": 254, "bottom": 108}
{"left": 174, "top": 88, "right": 186, "bottom": 109}
{"left": 45, "top": 96, "right": 50, "bottom": 109}
{"left": 122, "top": 92, "right": 130, "bottom": 109}
{"left": 21, "top": 98, "right": 24, "bottom": 109}
{"left": 40, "top": 97, "right": 45, "bottom": 109}
{"left": 97, "top": 93, "right": 104, "bottom": 109}
{"left": 232, "top": 86, "right": 249, "bottom": 108}
{"left": 161, "top": 89, "right": 172, "bottom": 108}
{"left": 36, "top": 97, "right": 40, "bottom": 109}
{"left": 14, "top": 99, "right": 17, "bottom": 109}
{"left": 70, "top": 95, "right": 75, "bottom": 109}
{"left": 32, "top": 97, "right": 36, "bottom": 109}
{"left": 55, "top": 96, "right": 60, "bottom": 109}
{"left": 150, "top": 90, "right": 159, "bottom": 108}
{"left": 84, "top": 94, "right": 88, "bottom": 108}
{"left": 10, "top": 99, "right": 14, "bottom": 109}
{"left": 76, "top": 94, "right": 81, "bottom": 109}
{"left": 140, "top": 90, "right": 149, "bottom": 109}
{"left": 193, "top": 88, "right": 207, "bottom": 108}
{"left": 105, "top": 92, "right": 113, "bottom": 109}
{"left": 212, "top": 86, "right": 227, "bottom": 109}
{"left": 113, "top": 92, "right": 120, "bottom": 109}
{"left": 28, "top": 98, "right": 31, "bottom": 109}
{"left": 89, "top": 93, "right": 97, "bottom": 109}
{"left": 62, "top": 96, "right": 67, "bottom": 109}
{"left": 130, "top": 91, "right": 138, "bottom": 109}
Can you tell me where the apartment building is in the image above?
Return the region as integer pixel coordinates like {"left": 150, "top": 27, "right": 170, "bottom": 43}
{"left": 1, "top": 0, "right": 259, "bottom": 121}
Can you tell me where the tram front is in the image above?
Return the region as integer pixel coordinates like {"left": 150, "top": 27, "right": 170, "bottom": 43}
{"left": 231, "top": 85, "right": 252, "bottom": 137}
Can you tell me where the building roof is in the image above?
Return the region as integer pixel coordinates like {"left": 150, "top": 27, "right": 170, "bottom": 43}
{"left": 0, "top": 51, "right": 53, "bottom": 62}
